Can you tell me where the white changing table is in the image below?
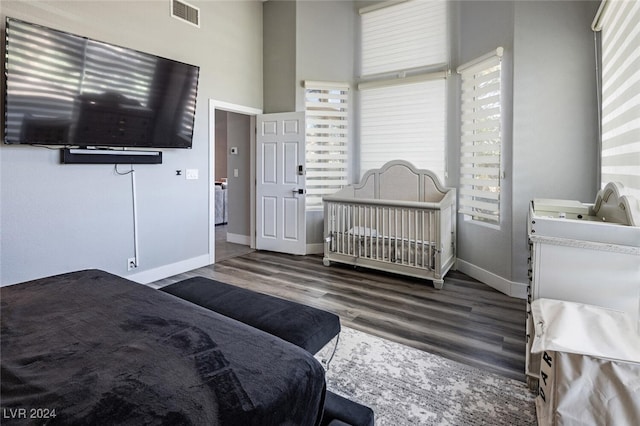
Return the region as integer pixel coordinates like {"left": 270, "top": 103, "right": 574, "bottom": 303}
{"left": 525, "top": 182, "right": 640, "bottom": 389}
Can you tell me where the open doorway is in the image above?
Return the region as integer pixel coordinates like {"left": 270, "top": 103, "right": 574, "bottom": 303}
{"left": 209, "top": 100, "right": 261, "bottom": 264}
{"left": 214, "top": 110, "right": 253, "bottom": 262}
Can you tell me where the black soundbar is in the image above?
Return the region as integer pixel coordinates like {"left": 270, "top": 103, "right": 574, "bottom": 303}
{"left": 61, "top": 148, "right": 163, "bottom": 164}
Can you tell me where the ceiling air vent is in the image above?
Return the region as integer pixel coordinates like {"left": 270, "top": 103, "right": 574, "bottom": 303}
{"left": 171, "top": 0, "right": 200, "bottom": 28}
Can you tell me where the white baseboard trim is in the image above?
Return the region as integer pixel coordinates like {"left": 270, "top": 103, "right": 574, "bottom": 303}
{"left": 456, "top": 259, "right": 527, "bottom": 299}
{"left": 126, "top": 254, "right": 211, "bottom": 284}
{"left": 227, "top": 233, "right": 251, "bottom": 246}
{"left": 306, "top": 243, "right": 324, "bottom": 255}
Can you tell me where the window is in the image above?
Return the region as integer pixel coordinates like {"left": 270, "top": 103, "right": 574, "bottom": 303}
{"left": 359, "top": 0, "right": 448, "bottom": 180}
{"left": 593, "top": 0, "right": 640, "bottom": 199}
{"left": 359, "top": 78, "right": 445, "bottom": 178}
{"left": 360, "top": 0, "right": 448, "bottom": 76}
{"left": 457, "top": 48, "right": 503, "bottom": 226}
{"left": 304, "top": 82, "right": 350, "bottom": 209}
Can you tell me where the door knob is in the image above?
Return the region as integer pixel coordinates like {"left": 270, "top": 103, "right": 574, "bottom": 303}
{"left": 292, "top": 188, "right": 305, "bottom": 195}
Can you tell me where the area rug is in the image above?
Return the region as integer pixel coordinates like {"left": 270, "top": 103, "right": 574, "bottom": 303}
{"left": 315, "top": 327, "right": 536, "bottom": 426}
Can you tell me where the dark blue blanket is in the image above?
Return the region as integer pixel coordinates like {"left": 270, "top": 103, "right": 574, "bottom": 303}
{"left": 0, "top": 270, "right": 326, "bottom": 425}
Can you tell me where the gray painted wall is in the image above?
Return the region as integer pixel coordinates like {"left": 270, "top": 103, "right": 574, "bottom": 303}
{"left": 262, "top": 0, "right": 357, "bottom": 248}
{"left": 511, "top": 0, "right": 599, "bottom": 283}
{"left": 296, "top": 0, "right": 357, "bottom": 247}
{"left": 215, "top": 110, "right": 228, "bottom": 182}
{"left": 225, "top": 112, "right": 252, "bottom": 237}
{"left": 0, "top": 0, "right": 263, "bottom": 285}
{"left": 263, "top": 0, "right": 297, "bottom": 114}
{"left": 453, "top": 1, "right": 516, "bottom": 284}
{"left": 454, "top": 0, "right": 599, "bottom": 289}
{"left": 214, "top": 110, "right": 251, "bottom": 239}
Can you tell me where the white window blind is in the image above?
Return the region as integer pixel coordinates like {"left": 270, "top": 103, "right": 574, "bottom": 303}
{"left": 359, "top": 78, "right": 446, "bottom": 180}
{"left": 304, "top": 82, "right": 350, "bottom": 209}
{"left": 457, "top": 49, "right": 503, "bottom": 225}
{"left": 593, "top": 0, "right": 640, "bottom": 199}
{"left": 359, "top": 0, "right": 448, "bottom": 180}
{"left": 360, "top": 0, "right": 447, "bottom": 76}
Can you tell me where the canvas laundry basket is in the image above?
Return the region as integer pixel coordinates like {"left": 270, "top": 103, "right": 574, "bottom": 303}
{"left": 531, "top": 298, "right": 640, "bottom": 426}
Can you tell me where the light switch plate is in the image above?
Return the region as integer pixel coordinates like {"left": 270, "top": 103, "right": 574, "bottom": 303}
{"left": 186, "top": 169, "right": 199, "bottom": 180}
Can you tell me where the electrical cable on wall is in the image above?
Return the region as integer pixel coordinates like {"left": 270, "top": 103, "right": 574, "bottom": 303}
{"left": 115, "top": 164, "right": 139, "bottom": 269}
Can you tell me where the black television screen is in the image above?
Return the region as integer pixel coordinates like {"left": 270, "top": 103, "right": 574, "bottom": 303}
{"left": 3, "top": 17, "right": 200, "bottom": 149}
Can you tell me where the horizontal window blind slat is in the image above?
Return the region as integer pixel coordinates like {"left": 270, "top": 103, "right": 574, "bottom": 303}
{"left": 459, "top": 188, "right": 500, "bottom": 200}
{"left": 461, "top": 133, "right": 501, "bottom": 143}
{"left": 307, "top": 190, "right": 347, "bottom": 197}
{"left": 601, "top": 151, "right": 640, "bottom": 167}
{"left": 307, "top": 141, "right": 349, "bottom": 148}
{"left": 461, "top": 71, "right": 501, "bottom": 90}
{"left": 461, "top": 86, "right": 501, "bottom": 101}
{"left": 460, "top": 170, "right": 500, "bottom": 179}
{"left": 461, "top": 138, "right": 501, "bottom": 150}
{"left": 459, "top": 198, "right": 499, "bottom": 211}
{"left": 602, "top": 96, "right": 640, "bottom": 131}
{"left": 306, "top": 91, "right": 349, "bottom": 100}
{"left": 460, "top": 177, "right": 499, "bottom": 186}
{"left": 459, "top": 158, "right": 501, "bottom": 168}
{"left": 461, "top": 110, "right": 501, "bottom": 125}
{"left": 602, "top": 126, "right": 640, "bottom": 151}
{"left": 461, "top": 87, "right": 501, "bottom": 104}
{"left": 458, "top": 208, "right": 499, "bottom": 222}
{"left": 461, "top": 122, "right": 501, "bottom": 135}
{"left": 306, "top": 171, "right": 348, "bottom": 178}
{"left": 307, "top": 155, "right": 349, "bottom": 162}
{"left": 305, "top": 105, "right": 349, "bottom": 114}
{"left": 306, "top": 138, "right": 349, "bottom": 144}
{"left": 601, "top": 171, "right": 640, "bottom": 184}
{"left": 602, "top": 141, "right": 640, "bottom": 158}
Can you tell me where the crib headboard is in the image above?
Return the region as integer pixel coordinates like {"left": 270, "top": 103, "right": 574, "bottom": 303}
{"left": 592, "top": 182, "right": 640, "bottom": 226}
{"left": 331, "top": 160, "right": 450, "bottom": 203}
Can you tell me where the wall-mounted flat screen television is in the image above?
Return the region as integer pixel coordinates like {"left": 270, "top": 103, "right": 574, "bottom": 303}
{"left": 3, "top": 17, "right": 200, "bottom": 149}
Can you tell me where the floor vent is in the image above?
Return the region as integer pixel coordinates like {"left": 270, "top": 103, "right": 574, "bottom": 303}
{"left": 171, "top": 0, "right": 200, "bottom": 28}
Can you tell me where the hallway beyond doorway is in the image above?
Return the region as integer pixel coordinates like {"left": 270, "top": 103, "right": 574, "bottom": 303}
{"left": 215, "top": 224, "right": 253, "bottom": 262}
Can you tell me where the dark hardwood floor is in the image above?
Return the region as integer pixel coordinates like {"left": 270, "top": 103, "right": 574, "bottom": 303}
{"left": 152, "top": 250, "right": 527, "bottom": 382}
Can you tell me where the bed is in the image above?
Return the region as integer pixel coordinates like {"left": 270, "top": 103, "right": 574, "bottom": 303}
{"left": 0, "top": 269, "right": 326, "bottom": 425}
{"left": 322, "top": 160, "right": 457, "bottom": 289}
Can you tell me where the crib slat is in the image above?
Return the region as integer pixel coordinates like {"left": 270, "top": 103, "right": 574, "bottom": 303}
{"left": 428, "top": 210, "right": 433, "bottom": 270}
{"left": 413, "top": 210, "right": 420, "bottom": 266}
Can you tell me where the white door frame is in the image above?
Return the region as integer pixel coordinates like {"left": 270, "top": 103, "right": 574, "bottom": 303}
{"left": 208, "top": 99, "right": 262, "bottom": 264}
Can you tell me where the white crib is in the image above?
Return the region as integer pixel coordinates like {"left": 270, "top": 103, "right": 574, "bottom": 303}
{"left": 322, "top": 160, "right": 457, "bottom": 289}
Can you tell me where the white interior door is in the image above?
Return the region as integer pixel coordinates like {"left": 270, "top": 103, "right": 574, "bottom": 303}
{"left": 256, "top": 112, "right": 306, "bottom": 255}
